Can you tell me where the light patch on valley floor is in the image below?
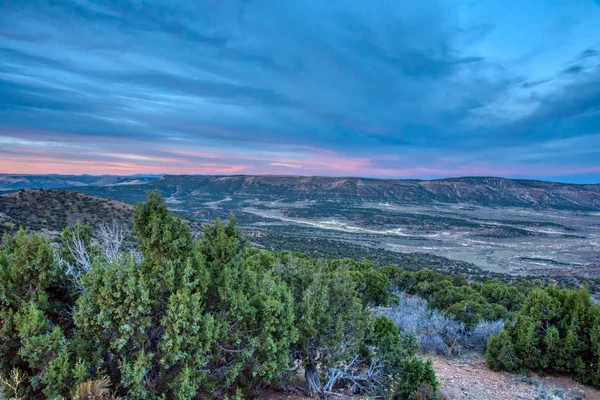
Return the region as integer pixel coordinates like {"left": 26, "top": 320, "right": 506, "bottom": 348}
{"left": 166, "top": 196, "right": 183, "bottom": 204}
{"left": 242, "top": 199, "right": 316, "bottom": 208}
{"left": 110, "top": 179, "right": 147, "bottom": 186}
{"left": 243, "top": 207, "right": 439, "bottom": 237}
{"left": 205, "top": 196, "right": 232, "bottom": 209}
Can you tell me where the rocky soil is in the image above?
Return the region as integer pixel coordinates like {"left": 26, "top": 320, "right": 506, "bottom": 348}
{"left": 433, "top": 355, "right": 600, "bottom": 400}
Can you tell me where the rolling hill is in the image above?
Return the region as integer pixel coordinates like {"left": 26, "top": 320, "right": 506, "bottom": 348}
{"left": 0, "top": 189, "right": 203, "bottom": 239}
{"left": 1, "top": 184, "right": 598, "bottom": 293}
{"left": 0, "top": 189, "right": 134, "bottom": 235}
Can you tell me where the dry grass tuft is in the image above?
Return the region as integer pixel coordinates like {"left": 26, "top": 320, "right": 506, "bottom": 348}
{"left": 73, "top": 378, "right": 120, "bottom": 400}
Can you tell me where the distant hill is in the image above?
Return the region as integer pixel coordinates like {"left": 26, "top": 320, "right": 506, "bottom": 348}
{"left": 69, "top": 175, "right": 600, "bottom": 211}
{"left": 0, "top": 189, "right": 134, "bottom": 235}
{"left": 2, "top": 174, "right": 600, "bottom": 210}
{"left": 0, "top": 174, "right": 160, "bottom": 191}
{"left": 0, "top": 189, "right": 201, "bottom": 238}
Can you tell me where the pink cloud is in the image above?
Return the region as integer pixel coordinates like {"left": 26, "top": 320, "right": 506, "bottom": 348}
{"left": 1, "top": 127, "right": 598, "bottom": 179}
{"left": 0, "top": 153, "right": 248, "bottom": 175}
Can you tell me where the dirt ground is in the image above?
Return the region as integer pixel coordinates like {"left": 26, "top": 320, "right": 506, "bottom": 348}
{"left": 433, "top": 354, "right": 600, "bottom": 400}
{"left": 259, "top": 354, "right": 600, "bottom": 399}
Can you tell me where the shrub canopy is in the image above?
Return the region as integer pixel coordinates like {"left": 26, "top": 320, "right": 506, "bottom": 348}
{"left": 486, "top": 286, "right": 600, "bottom": 387}
{"left": 0, "top": 193, "right": 441, "bottom": 399}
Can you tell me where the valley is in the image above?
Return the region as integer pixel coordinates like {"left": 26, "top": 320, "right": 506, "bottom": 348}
{"left": 3, "top": 174, "right": 596, "bottom": 281}
{"left": 234, "top": 200, "right": 600, "bottom": 277}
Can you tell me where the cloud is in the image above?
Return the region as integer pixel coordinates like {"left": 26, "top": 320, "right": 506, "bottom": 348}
{"left": 579, "top": 48, "right": 599, "bottom": 60}
{"left": 270, "top": 163, "right": 304, "bottom": 169}
{"left": 562, "top": 65, "right": 585, "bottom": 75}
{"left": 0, "top": 0, "right": 599, "bottom": 182}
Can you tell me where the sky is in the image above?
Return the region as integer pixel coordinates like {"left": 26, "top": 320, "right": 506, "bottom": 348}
{"left": 1, "top": 0, "right": 600, "bottom": 183}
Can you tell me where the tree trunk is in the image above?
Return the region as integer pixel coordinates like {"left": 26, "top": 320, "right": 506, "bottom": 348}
{"left": 305, "top": 363, "right": 321, "bottom": 396}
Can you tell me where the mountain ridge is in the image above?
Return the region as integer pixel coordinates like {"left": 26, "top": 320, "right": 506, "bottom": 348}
{"left": 2, "top": 172, "right": 599, "bottom": 185}
{"left": 2, "top": 174, "right": 600, "bottom": 210}
{"left": 117, "top": 174, "right": 600, "bottom": 210}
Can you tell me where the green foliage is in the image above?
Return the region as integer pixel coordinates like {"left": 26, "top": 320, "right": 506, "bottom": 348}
{"left": 370, "top": 317, "right": 438, "bottom": 399}
{"left": 0, "top": 230, "right": 76, "bottom": 397}
{"left": 480, "top": 281, "right": 525, "bottom": 312}
{"left": 485, "top": 286, "right": 600, "bottom": 387}
{"left": 328, "top": 259, "right": 392, "bottom": 306}
{"left": 74, "top": 195, "right": 296, "bottom": 399}
{"left": 133, "top": 191, "right": 193, "bottom": 264}
{"left": 74, "top": 192, "right": 210, "bottom": 398}
{"left": 395, "top": 356, "right": 438, "bottom": 399}
{"left": 452, "top": 274, "right": 468, "bottom": 287}
{"left": 274, "top": 255, "right": 370, "bottom": 382}
{"left": 486, "top": 330, "right": 517, "bottom": 372}
{"left": 371, "top": 316, "right": 419, "bottom": 376}
{"left": 198, "top": 217, "right": 297, "bottom": 391}
{"left": 0, "top": 193, "right": 442, "bottom": 398}
{"left": 382, "top": 266, "right": 528, "bottom": 326}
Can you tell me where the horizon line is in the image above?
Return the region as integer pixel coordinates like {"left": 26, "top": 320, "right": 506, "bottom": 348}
{"left": 1, "top": 172, "right": 598, "bottom": 185}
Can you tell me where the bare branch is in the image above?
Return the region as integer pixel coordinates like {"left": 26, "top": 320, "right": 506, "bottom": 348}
{"left": 97, "top": 221, "right": 126, "bottom": 264}
{"left": 323, "top": 356, "right": 384, "bottom": 395}
{"left": 56, "top": 231, "right": 92, "bottom": 288}
{"left": 130, "top": 248, "right": 143, "bottom": 265}
{"left": 68, "top": 234, "right": 92, "bottom": 272}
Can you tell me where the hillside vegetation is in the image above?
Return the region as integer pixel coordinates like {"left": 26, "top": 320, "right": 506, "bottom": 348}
{"left": 0, "top": 189, "right": 133, "bottom": 233}
{"left": 1, "top": 193, "right": 599, "bottom": 399}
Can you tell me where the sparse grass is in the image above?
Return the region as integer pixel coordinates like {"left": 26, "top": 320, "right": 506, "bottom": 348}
{"left": 536, "top": 385, "right": 566, "bottom": 400}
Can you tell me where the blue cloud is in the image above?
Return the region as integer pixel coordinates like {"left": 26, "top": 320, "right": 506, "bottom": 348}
{"left": 0, "top": 0, "right": 599, "bottom": 182}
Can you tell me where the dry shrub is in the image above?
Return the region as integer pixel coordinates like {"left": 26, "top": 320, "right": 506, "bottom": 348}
{"left": 379, "top": 293, "right": 503, "bottom": 356}
{"left": 73, "top": 378, "right": 120, "bottom": 400}
{"left": 0, "top": 368, "right": 27, "bottom": 400}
